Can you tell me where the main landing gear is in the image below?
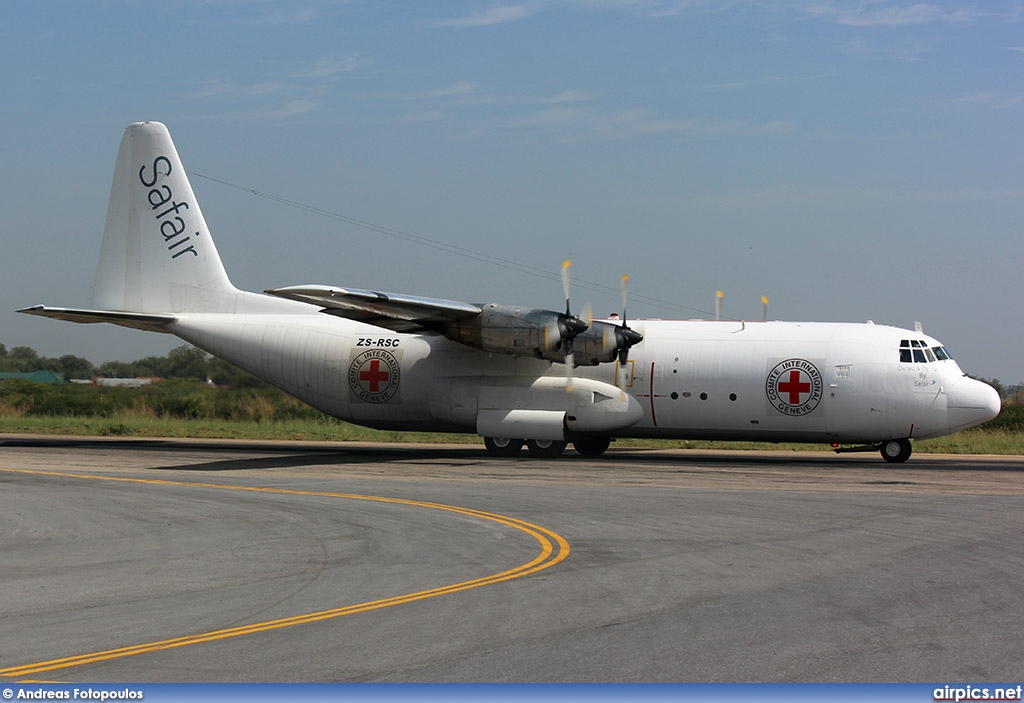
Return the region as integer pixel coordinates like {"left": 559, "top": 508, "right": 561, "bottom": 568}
{"left": 482, "top": 436, "right": 524, "bottom": 457}
{"left": 483, "top": 436, "right": 611, "bottom": 458}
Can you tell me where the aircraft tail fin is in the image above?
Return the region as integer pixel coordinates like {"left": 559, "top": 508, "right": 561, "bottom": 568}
{"left": 93, "top": 121, "right": 241, "bottom": 314}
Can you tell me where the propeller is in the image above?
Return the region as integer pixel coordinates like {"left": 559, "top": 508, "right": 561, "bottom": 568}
{"left": 558, "top": 260, "right": 589, "bottom": 388}
{"left": 561, "top": 259, "right": 573, "bottom": 320}
{"left": 615, "top": 274, "right": 644, "bottom": 365}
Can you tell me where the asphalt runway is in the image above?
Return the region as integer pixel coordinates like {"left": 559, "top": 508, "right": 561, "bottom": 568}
{"left": 2, "top": 435, "right": 1023, "bottom": 682}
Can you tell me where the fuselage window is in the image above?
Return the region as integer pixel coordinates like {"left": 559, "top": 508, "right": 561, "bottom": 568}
{"left": 933, "top": 346, "right": 950, "bottom": 361}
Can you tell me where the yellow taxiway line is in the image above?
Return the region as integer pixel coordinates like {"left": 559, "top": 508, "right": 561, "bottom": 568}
{"left": 0, "top": 468, "right": 571, "bottom": 678}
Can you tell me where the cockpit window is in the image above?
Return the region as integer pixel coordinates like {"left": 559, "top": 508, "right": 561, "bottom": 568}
{"left": 899, "top": 339, "right": 952, "bottom": 364}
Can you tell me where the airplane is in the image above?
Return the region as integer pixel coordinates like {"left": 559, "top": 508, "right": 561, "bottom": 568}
{"left": 19, "top": 121, "right": 1001, "bottom": 463}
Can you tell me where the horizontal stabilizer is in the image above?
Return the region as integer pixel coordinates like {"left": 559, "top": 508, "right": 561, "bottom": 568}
{"left": 17, "top": 306, "right": 175, "bottom": 332}
{"left": 266, "top": 285, "right": 480, "bottom": 332}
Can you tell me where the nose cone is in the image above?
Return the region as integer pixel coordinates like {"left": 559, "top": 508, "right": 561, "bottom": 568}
{"left": 946, "top": 376, "right": 1001, "bottom": 432}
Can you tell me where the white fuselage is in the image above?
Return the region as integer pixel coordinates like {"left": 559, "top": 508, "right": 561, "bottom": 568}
{"left": 167, "top": 304, "right": 999, "bottom": 446}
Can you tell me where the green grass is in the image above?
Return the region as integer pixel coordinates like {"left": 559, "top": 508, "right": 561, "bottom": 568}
{"left": 1, "top": 412, "right": 1021, "bottom": 454}
{"left": 0, "top": 412, "right": 472, "bottom": 444}
{"left": 2, "top": 380, "right": 1020, "bottom": 453}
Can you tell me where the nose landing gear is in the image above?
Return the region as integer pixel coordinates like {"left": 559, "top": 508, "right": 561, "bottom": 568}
{"left": 880, "top": 438, "right": 913, "bottom": 463}
{"left": 831, "top": 438, "right": 913, "bottom": 462}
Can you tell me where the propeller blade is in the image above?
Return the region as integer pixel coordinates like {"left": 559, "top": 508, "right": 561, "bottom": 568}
{"left": 558, "top": 259, "right": 586, "bottom": 388}
{"left": 620, "top": 274, "right": 629, "bottom": 325}
{"left": 616, "top": 273, "right": 643, "bottom": 366}
{"left": 562, "top": 259, "right": 572, "bottom": 316}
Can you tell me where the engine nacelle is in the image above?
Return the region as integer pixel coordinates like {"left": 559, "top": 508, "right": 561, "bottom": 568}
{"left": 445, "top": 303, "right": 582, "bottom": 363}
{"left": 571, "top": 320, "right": 644, "bottom": 366}
{"left": 444, "top": 304, "right": 641, "bottom": 366}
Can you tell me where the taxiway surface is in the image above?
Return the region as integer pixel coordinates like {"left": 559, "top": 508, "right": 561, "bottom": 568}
{"left": 2, "top": 436, "right": 1023, "bottom": 682}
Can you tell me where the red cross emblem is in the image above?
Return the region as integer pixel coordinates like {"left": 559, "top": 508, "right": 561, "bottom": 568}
{"left": 349, "top": 349, "right": 401, "bottom": 403}
{"left": 766, "top": 359, "right": 822, "bottom": 416}
{"left": 359, "top": 359, "right": 390, "bottom": 393}
{"left": 777, "top": 369, "right": 812, "bottom": 405}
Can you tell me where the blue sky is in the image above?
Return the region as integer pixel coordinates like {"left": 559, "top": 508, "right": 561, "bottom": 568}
{"left": 2, "top": 1, "right": 1022, "bottom": 383}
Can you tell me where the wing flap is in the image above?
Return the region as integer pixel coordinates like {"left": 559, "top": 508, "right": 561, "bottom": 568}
{"left": 264, "top": 285, "right": 480, "bottom": 331}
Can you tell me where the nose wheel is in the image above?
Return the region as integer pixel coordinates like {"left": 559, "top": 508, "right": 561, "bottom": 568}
{"left": 881, "top": 438, "right": 912, "bottom": 463}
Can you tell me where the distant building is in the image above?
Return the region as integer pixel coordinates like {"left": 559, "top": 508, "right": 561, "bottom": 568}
{"left": 92, "top": 377, "right": 163, "bottom": 388}
{"left": 0, "top": 373, "right": 167, "bottom": 387}
{"left": 0, "top": 371, "right": 65, "bottom": 385}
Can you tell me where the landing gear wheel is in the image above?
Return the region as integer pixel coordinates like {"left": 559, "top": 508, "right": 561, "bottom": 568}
{"left": 881, "top": 438, "right": 912, "bottom": 464}
{"left": 573, "top": 437, "right": 611, "bottom": 456}
{"left": 484, "top": 437, "right": 524, "bottom": 457}
{"left": 525, "top": 438, "right": 567, "bottom": 458}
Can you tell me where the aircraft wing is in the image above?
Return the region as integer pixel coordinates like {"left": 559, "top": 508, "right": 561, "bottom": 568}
{"left": 265, "top": 285, "right": 481, "bottom": 332}
{"left": 17, "top": 306, "right": 176, "bottom": 332}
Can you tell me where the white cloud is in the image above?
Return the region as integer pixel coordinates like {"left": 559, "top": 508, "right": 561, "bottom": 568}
{"left": 191, "top": 80, "right": 288, "bottom": 100}
{"left": 843, "top": 38, "right": 929, "bottom": 61}
{"left": 466, "top": 89, "right": 602, "bottom": 106}
{"left": 434, "top": 4, "right": 536, "bottom": 27}
{"left": 674, "top": 182, "right": 1024, "bottom": 211}
{"left": 432, "top": 0, "right": 725, "bottom": 27}
{"left": 376, "top": 81, "right": 480, "bottom": 101}
{"left": 307, "top": 55, "right": 370, "bottom": 78}
{"left": 385, "top": 110, "right": 447, "bottom": 123}
{"left": 534, "top": 90, "right": 602, "bottom": 104}
{"left": 227, "top": 99, "right": 321, "bottom": 121}
{"left": 505, "top": 105, "right": 794, "bottom": 141}
{"left": 938, "top": 92, "right": 1024, "bottom": 110}
{"left": 805, "top": 2, "right": 981, "bottom": 28}
{"left": 511, "top": 106, "right": 589, "bottom": 126}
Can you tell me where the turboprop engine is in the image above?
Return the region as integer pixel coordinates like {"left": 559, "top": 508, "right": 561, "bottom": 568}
{"left": 441, "top": 261, "right": 642, "bottom": 367}
{"left": 444, "top": 303, "right": 588, "bottom": 363}
{"left": 444, "top": 304, "right": 644, "bottom": 366}
{"left": 572, "top": 321, "right": 645, "bottom": 366}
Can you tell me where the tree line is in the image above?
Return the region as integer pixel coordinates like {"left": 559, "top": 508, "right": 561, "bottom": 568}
{"left": 0, "top": 343, "right": 267, "bottom": 388}
{"left": 0, "top": 343, "right": 322, "bottom": 422}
